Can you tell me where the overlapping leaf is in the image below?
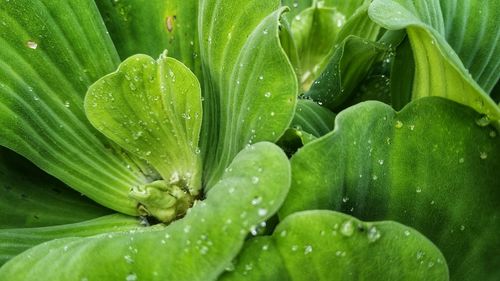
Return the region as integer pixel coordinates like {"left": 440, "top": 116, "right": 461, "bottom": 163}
{"left": 369, "top": 0, "right": 500, "bottom": 121}
{"left": 0, "top": 0, "right": 151, "bottom": 215}
{"left": 0, "top": 214, "right": 143, "bottom": 266}
{"left": 0, "top": 148, "right": 111, "bottom": 229}
{"left": 221, "top": 211, "right": 448, "bottom": 280}
{"left": 280, "top": 97, "right": 500, "bottom": 280}
{"left": 199, "top": 1, "right": 298, "bottom": 188}
{"left": 96, "top": 0, "right": 202, "bottom": 78}
{"left": 0, "top": 142, "right": 291, "bottom": 281}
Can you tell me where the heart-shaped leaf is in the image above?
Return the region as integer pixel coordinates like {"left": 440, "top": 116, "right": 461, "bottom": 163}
{"left": 221, "top": 211, "right": 448, "bottom": 280}
{"left": 199, "top": 1, "right": 298, "bottom": 188}
{"left": 0, "top": 0, "right": 152, "bottom": 215}
{"left": 85, "top": 52, "right": 203, "bottom": 222}
{"left": 0, "top": 142, "right": 291, "bottom": 281}
{"left": 280, "top": 97, "right": 500, "bottom": 279}
{"left": 0, "top": 214, "right": 143, "bottom": 266}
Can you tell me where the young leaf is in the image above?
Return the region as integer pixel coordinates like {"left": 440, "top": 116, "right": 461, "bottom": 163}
{"left": 0, "top": 142, "right": 291, "bottom": 281}
{"left": 199, "top": 1, "right": 298, "bottom": 188}
{"left": 0, "top": 148, "right": 111, "bottom": 229}
{"left": 221, "top": 211, "right": 449, "bottom": 280}
{"left": 280, "top": 97, "right": 500, "bottom": 280}
{"left": 0, "top": 0, "right": 152, "bottom": 215}
{"left": 369, "top": 0, "right": 500, "bottom": 121}
{"left": 306, "top": 35, "right": 388, "bottom": 110}
{"left": 85, "top": 53, "right": 203, "bottom": 222}
{"left": 0, "top": 214, "right": 143, "bottom": 266}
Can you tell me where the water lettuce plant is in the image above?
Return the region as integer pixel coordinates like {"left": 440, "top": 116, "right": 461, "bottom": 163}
{"left": 0, "top": 0, "right": 498, "bottom": 280}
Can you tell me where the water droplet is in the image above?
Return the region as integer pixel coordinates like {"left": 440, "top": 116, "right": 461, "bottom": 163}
{"left": 479, "top": 152, "right": 488, "bottom": 160}
{"left": 26, "top": 40, "right": 38, "bottom": 49}
{"left": 291, "top": 245, "right": 298, "bottom": 251}
{"left": 264, "top": 92, "right": 271, "bottom": 98}
{"left": 460, "top": 225, "right": 465, "bottom": 231}
{"left": 404, "top": 230, "right": 411, "bottom": 236}
{"left": 342, "top": 197, "right": 349, "bottom": 203}
{"left": 124, "top": 255, "right": 134, "bottom": 264}
{"left": 280, "top": 230, "right": 287, "bottom": 237}
{"left": 367, "top": 226, "right": 381, "bottom": 242}
{"left": 395, "top": 120, "right": 403, "bottom": 129}
{"left": 270, "top": 112, "right": 275, "bottom": 116}
{"left": 126, "top": 273, "right": 137, "bottom": 281}
{"left": 304, "top": 245, "right": 313, "bottom": 255}
{"left": 251, "top": 176, "right": 259, "bottom": 184}
{"left": 475, "top": 115, "right": 490, "bottom": 127}
{"left": 372, "top": 174, "right": 378, "bottom": 181}
{"left": 378, "top": 159, "right": 384, "bottom": 165}
{"left": 166, "top": 16, "right": 174, "bottom": 32}
{"left": 489, "top": 130, "right": 497, "bottom": 138}
{"left": 416, "top": 250, "right": 425, "bottom": 260}
{"left": 184, "top": 225, "right": 191, "bottom": 233}
{"left": 459, "top": 157, "right": 465, "bottom": 164}
{"left": 292, "top": 2, "right": 298, "bottom": 8}
{"left": 262, "top": 244, "right": 269, "bottom": 251}
{"left": 340, "top": 220, "right": 354, "bottom": 237}
{"left": 416, "top": 187, "right": 422, "bottom": 193}
{"left": 257, "top": 208, "right": 268, "bottom": 217}
{"left": 251, "top": 196, "right": 262, "bottom": 205}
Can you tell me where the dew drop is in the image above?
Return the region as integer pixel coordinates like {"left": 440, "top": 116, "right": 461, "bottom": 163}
{"left": 460, "top": 225, "right": 465, "bottom": 231}
{"left": 264, "top": 92, "right": 271, "bottom": 98}
{"left": 251, "top": 176, "right": 259, "bottom": 184}
{"left": 26, "top": 40, "right": 38, "bottom": 49}
{"left": 404, "top": 230, "right": 411, "bottom": 236}
{"left": 251, "top": 196, "right": 263, "bottom": 205}
{"left": 304, "top": 245, "right": 313, "bottom": 255}
{"left": 378, "top": 159, "right": 384, "bottom": 165}
{"left": 340, "top": 220, "right": 354, "bottom": 237}
{"left": 479, "top": 152, "right": 488, "bottom": 160}
{"left": 126, "top": 273, "right": 137, "bottom": 281}
{"left": 395, "top": 120, "right": 403, "bottom": 129}
{"left": 367, "top": 226, "right": 381, "bottom": 242}
{"left": 257, "top": 208, "right": 268, "bottom": 217}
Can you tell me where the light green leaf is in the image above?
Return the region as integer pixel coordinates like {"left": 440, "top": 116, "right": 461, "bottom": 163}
{"left": 280, "top": 97, "right": 500, "bottom": 280}
{"left": 0, "top": 148, "right": 111, "bottom": 229}
{"left": 0, "top": 142, "right": 291, "bottom": 281}
{"left": 85, "top": 53, "right": 203, "bottom": 222}
{"left": 221, "top": 211, "right": 448, "bottom": 280}
{"left": 0, "top": 214, "right": 143, "bottom": 266}
{"left": 199, "top": 1, "right": 298, "bottom": 188}
{"left": 291, "top": 6, "right": 346, "bottom": 89}
{"left": 306, "top": 35, "right": 388, "bottom": 110}
{"left": 369, "top": 0, "right": 500, "bottom": 121}
{"left": 95, "top": 0, "right": 202, "bottom": 78}
{"left": 0, "top": 0, "right": 151, "bottom": 215}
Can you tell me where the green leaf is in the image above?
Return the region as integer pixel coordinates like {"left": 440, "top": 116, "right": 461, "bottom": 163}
{"left": 291, "top": 99, "right": 335, "bottom": 137}
{"left": 0, "top": 0, "right": 152, "bottom": 215}
{"left": 0, "top": 148, "right": 111, "bottom": 229}
{"left": 306, "top": 35, "right": 388, "bottom": 110}
{"left": 390, "top": 36, "right": 414, "bottom": 110}
{"left": 85, "top": 52, "right": 203, "bottom": 222}
{"left": 0, "top": 214, "right": 143, "bottom": 266}
{"left": 221, "top": 211, "right": 448, "bottom": 280}
{"left": 291, "top": 6, "right": 346, "bottom": 89}
{"left": 369, "top": 0, "right": 500, "bottom": 121}
{"left": 280, "top": 97, "right": 500, "bottom": 280}
{"left": 0, "top": 142, "right": 291, "bottom": 281}
{"left": 95, "top": 0, "right": 202, "bottom": 78}
{"left": 199, "top": 1, "right": 298, "bottom": 188}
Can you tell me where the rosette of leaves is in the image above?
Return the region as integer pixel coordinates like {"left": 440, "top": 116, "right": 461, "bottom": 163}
{"left": 0, "top": 0, "right": 498, "bottom": 280}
